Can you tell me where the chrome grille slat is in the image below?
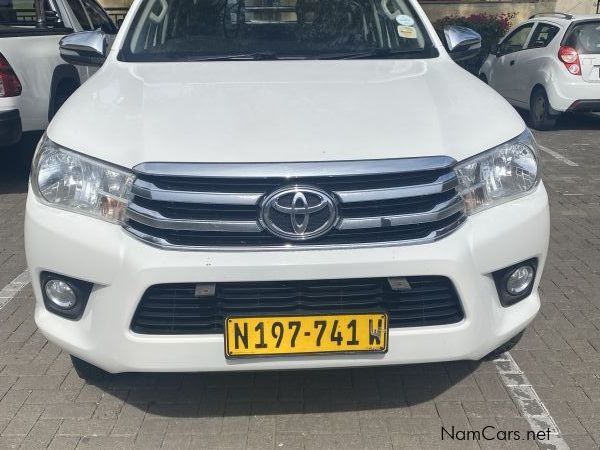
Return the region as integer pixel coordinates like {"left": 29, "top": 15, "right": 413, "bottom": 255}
{"left": 126, "top": 203, "right": 262, "bottom": 233}
{"left": 126, "top": 158, "right": 466, "bottom": 249}
{"left": 334, "top": 172, "right": 458, "bottom": 203}
{"left": 133, "top": 157, "right": 455, "bottom": 178}
{"left": 132, "top": 179, "right": 263, "bottom": 205}
{"left": 337, "top": 195, "right": 464, "bottom": 230}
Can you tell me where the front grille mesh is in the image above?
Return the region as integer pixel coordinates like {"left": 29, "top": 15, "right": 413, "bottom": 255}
{"left": 125, "top": 158, "right": 466, "bottom": 249}
{"left": 131, "top": 276, "right": 464, "bottom": 335}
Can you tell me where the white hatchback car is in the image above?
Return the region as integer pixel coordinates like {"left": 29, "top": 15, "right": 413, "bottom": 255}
{"left": 480, "top": 13, "right": 600, "bottom": 130}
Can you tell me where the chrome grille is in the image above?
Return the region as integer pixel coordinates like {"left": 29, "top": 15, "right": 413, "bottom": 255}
{"left": 125, "top": 158, "right": 466, "bottom": 249}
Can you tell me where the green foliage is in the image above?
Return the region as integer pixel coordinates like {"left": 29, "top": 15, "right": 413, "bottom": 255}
{"left": 434, "top": 13, "right": 516, "bottom": 74}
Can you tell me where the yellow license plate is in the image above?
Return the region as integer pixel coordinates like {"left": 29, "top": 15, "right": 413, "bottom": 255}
{"left": 225, "top": 313, "right": 388, "bottom": 357}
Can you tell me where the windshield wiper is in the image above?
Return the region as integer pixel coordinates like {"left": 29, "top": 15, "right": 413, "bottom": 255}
{"left": 185, "top": 52, "right": 307, "bottom": 61}
{"left": 317, "top": 48, "right": 427, "bottom": 60}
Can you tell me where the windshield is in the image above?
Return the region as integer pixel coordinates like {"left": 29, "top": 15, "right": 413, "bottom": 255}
{"left": 564, "top": 21, "right": 600, "bottom": 55}
{"left": 120, "top": 0, "right": 436, "bottom": 61}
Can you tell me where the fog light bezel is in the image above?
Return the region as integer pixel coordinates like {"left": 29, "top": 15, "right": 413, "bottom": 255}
{"left": 40, "top": 272, "right": 93, "bottom": 320}
{"left": 492, "top": 259, "right": 538, "bottom": 307}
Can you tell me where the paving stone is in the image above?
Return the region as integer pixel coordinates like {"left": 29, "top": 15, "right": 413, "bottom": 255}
{"left": 19, "top": 419, "right": 61, "bottom": 448}
{"left": 58, "top": 419, "right": 115, "bottom": 437}
{"left": 49, "top": 436, "right": 80, "bottom": 450}
{"left": 42, "top": 403, "right": 97, "bottom": 420}
{"left": 1, "top": 404, "right": 43, "bottom": 436}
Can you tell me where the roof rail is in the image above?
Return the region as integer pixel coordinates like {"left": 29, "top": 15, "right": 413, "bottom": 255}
{"left": 528, "top": 12, "right": 573, "bottom": 20}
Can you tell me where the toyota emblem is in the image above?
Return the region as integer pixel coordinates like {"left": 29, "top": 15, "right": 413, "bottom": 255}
{"left": 260, "top": 186, "right": 338, "bottom": 241}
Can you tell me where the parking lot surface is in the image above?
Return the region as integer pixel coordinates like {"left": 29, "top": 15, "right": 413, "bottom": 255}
{"left": 0, "top": 115, "right": 599, "bottom": 449}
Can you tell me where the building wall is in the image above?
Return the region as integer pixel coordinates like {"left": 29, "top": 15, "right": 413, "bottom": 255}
{"left": 421, "top": 0, "right": 597, "bottom": 23}
{"left": 554, "top": 0, "right": 598, "bottom": 15}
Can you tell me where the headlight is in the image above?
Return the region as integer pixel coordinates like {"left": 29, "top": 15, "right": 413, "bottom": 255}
{"left": 455, "top": 130, "right": 541, "bottom": 215}
{"left": 31, "top": 136, "right": 134, "bottom": 224}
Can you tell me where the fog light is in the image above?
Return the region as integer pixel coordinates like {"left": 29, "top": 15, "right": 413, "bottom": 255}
{"left": 45, "top": 279, "right": 77, "bottom": 309}
{"left": 40, "top": 272, "right": 93, "bottom": 320}
{"left": 506, "top": 266, "right": 534, "bottom": 296}
{"left": 492, "top": 258, "right": 538, "bottom": 307}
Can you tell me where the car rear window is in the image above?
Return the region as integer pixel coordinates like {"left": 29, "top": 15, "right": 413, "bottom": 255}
{"left": 564, "top": 21, "right": 600, "bottom": 54}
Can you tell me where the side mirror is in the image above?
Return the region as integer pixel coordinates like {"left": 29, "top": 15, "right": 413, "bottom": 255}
{"left": 59, "top": 30, "right": 107, "bottom": 67}
{"left": 443, "top": 25, "right": 482, "bottom": 62}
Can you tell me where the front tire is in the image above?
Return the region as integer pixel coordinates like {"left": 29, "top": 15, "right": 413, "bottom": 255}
{"left": 70, "top": 355, "right": 110, "bottom": 381}
{"left": 530, "top": 88, "right": 557, "bottom": 130}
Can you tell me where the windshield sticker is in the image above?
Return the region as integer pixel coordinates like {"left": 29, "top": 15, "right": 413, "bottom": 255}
{"left": 395, "top": 15, "right": 415, "bottom": 27}
{"left": 397, "top": 26, "right": 417, "bottom": 39}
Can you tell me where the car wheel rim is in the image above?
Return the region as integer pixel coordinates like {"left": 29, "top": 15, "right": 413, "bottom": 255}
{"left": 534, "top": 96, "right": 546, "bottom": 121}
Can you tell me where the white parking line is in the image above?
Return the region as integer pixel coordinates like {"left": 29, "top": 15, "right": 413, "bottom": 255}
{"left": 494, "top": 351, "right": 570, "bottom": 449}
{"left": 538, "top": 145, "right": 579, "bottom": 167}
{"left": 0, "top": 269, "right": 31, "bottom": 311}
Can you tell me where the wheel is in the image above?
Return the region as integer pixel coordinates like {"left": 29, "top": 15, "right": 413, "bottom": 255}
{"left": 70, "top": 355, "right": 110, "bottom": 381}
{"left": 529, "top": 88, "right": 557, "bottom": 130}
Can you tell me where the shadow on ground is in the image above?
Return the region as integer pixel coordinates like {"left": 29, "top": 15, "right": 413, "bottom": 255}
{"left": 82, "top": 360, "right": 482, "bottom": 418}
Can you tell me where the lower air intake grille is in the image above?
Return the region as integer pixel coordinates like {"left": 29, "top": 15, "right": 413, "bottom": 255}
{"left": 131, "top": 276, "right": 464, "bottom": 335}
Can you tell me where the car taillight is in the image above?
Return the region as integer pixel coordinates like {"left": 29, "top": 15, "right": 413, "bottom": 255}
{"left": 558, "top": 46, "right": 581, "bottom": 75}
{"left": 0, "top": 53, "right": 22, "bottom": 97}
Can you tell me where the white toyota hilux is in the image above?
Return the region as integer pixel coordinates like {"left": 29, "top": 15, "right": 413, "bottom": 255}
{"left": 25, "top": 0, "right": 549, "bottom": 378}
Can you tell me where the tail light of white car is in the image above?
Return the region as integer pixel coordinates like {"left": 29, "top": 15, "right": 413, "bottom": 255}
{"left": 0, "top": 52, "right": 22, "bottom": 97}
{"left": 558, "top": 46, "right": 581, "bottom": 75}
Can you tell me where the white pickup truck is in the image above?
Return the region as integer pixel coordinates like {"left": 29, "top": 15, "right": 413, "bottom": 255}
{"left": 27, "top": 0, "right": 549, "bottom": 379}
{"left": 0, "top": 0, "right": 116, "bottom": 151}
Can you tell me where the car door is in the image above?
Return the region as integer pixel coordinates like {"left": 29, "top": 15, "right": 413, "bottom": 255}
{"left": 489, "top": 23, "right": 535, "bottom": 102}
{"left": 513, "top": 22, "right": 561, "bottom": 104}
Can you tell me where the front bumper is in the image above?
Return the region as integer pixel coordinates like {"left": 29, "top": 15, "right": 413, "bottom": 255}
{"left": 25, "top": 184, "right": 550, "bottom": 373}
{"left": 0, "top": 109, "right": 22, "bottom": 147}
{"left": 567, "top": 99, "right": 600, "bottom": 112}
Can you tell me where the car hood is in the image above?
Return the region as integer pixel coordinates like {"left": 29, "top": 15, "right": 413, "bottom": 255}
{"left": 48, "top": 59, "right": 525, "bottom": 169}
